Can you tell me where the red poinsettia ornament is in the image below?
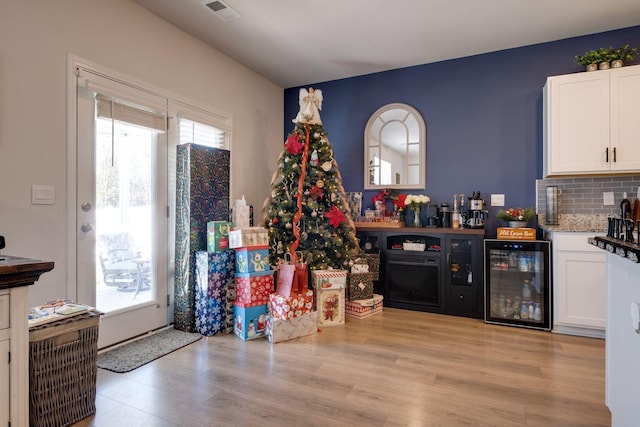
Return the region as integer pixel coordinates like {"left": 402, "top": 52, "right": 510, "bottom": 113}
{"left": 285, "top": 133, "right": 304, "bottom": 155}
{"left": 324, "top": 205, "right": 346, "bottom": 228}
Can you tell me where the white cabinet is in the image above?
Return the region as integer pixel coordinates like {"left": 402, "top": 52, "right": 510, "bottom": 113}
{"left": 550, "top": 232, "right": 606, "bottom": 337}
{"left": 1, "top": 292, "right": 9, "bottom": 427}
{"left": 544, "top": 65, "right": 640, "bottom": 177}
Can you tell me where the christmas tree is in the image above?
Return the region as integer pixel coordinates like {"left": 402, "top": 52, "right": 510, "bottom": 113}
{"left": 263, "top": 88, "right": 359, "bottom": 270}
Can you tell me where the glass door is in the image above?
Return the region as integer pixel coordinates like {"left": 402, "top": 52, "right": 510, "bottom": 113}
{"left": 75, "top": 65, "right": 169, "bottom": 348}
{"left": 484, "top": 239, "right": 551, "bottom": 330}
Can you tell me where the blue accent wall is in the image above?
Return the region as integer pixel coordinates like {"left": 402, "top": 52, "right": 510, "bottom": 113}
{"left": 284, "top": 26, "right": 640, "bottom": 235}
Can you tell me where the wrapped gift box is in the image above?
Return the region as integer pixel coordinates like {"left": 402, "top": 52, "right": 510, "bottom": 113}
{"left": 346, "top": 294, "right": 384, "bottom": 318}
{"left": 233, "top": 303, "right": 268, "bottom": 340}
{"left": 174, "top": 143, "right": 230, "bottom": 332}
{"left": 311, "top": 270, "right": 347, "bottom": 290}
{"left": 352, "top": 254, "right": 380, "bottom": 278}
{"left": 315, "top": 288, "right": 345, "bottom": 326}
{"left": 194, "top": 251, "right": 235, "bottom": 336}
{"left": 229, "top": 227, "right": 269, "bottom": 249}
{"left": 235, "top": 270, "right": 274, "bottom": 305}
{"left": 266, "top": 311, "right": 318, "bottom": 343}
{"left": 268, "top": 290, "right": 314, "bottom": 320}
{"left": 234, "top": 245, "right": 270, "bottom": 274}
{"left": 347, "top": 272, "right": 376, "bottom": 301}
{"left": 207, "top": 221, "right": 231, "bottom": 252}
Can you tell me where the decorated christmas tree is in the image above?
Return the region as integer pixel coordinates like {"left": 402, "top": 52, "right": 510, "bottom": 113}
{"left": 263, "top": 88, "right": 359, "bottom": 270}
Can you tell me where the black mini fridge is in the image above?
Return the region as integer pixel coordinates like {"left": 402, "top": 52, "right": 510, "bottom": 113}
{"left": 484, "top": 239, "right": 551, "bottom": 330}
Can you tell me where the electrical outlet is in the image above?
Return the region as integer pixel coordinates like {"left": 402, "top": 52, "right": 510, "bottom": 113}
{"left": 491, "top": 194, "right": 505, "bottom": 207}
{"left": 603, "top": 192, "right": 615, "bottom": 206}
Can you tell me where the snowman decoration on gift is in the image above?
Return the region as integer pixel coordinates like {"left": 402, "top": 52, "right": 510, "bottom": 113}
{"left": 251, "top": 253, "right": 267, "bottom": 272}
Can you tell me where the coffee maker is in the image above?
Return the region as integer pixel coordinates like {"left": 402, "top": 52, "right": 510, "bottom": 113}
{"left": 425, "top": 204, "right": 439, "bottom": 227}
{"left": 439, "top": 203, "right": 451, "bottom": 228}
{"left": 466, "top": 191, "right": 487, "bottom": 229}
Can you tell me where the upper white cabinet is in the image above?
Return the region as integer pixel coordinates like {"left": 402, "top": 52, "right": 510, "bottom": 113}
{"left": 544, "top": 65, "right": 640, "bottom": 177}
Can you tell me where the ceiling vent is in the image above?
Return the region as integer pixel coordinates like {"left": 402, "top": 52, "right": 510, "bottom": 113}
{"left": 202, "top": 0, "right": 241, "bottom": 21}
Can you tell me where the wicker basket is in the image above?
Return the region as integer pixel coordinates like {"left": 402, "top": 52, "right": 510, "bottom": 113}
{"left": 29, "top": 310, "right": 101, "bottom": 427}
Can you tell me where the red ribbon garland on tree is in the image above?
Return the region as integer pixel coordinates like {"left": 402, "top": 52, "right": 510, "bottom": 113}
{"left": 288, "top": 124, "right": 311, "bottom": 263}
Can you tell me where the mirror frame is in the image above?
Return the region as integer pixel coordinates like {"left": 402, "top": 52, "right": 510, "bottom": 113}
{"left": 364, "top": 103, "right": 426, "bottom": 190}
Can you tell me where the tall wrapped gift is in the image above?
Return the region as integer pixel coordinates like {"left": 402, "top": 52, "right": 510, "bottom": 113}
{"left": 174, "top": 143, "right": 230, "bottom": 332}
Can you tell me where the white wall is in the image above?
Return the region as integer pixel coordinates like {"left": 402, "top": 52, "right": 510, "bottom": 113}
{"left": 0, "top": 0, "right": 283, "bottom": 304}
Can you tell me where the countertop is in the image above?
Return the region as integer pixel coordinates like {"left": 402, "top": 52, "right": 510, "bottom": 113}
{"left": 0, "top": 255, "right": 54, "bottom": 290}
{"left": 354, "top": 223, "right": 485, "bottom": 235}
{"left": 537, "top": 214, "right": 608, "bottom": 233}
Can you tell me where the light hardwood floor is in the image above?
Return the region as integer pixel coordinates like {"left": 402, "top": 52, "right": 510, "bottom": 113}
{"left": 73, "top": 308, "right": 610, "bottom": 426}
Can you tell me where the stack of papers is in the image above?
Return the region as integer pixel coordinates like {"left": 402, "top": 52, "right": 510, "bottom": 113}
{"left": 28, "top": 300, "right": 94, "bottom": 327}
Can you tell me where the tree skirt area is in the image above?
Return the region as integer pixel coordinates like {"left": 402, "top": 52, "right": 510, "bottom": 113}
{"left": 97, "top": 328, "right": 202, "bottom": 373}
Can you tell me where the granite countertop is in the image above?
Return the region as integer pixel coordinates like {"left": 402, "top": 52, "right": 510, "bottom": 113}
{"left": 537, "top": 214, "right": 608, "bottom": 233}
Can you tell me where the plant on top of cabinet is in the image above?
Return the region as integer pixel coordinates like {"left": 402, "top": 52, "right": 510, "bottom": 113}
{"left": 575, "top": 47, "right": 613, "bottom": 71}
{"left": 611, "top": 44, "right": 638, "bottom": 67}
{"left": 575, "top": 44, "right": 637, "bottom": 71}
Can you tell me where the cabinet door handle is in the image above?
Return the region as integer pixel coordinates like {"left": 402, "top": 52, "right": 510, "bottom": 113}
{"left": 613, "top": 147, "right": 617, "bottom": 163}
{"left": 606, "top": 147, "right": 609, "bottom": 163}
{"left": 447, "top": 253, "right": 451, "bottom": 268}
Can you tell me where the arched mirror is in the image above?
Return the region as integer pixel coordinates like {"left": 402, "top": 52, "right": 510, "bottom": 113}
{"left": 364, "top": 103, "right": 426, "bottom": 190}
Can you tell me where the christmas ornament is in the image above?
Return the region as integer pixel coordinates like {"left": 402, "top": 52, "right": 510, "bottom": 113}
{"left": 311, "top": 210, "right": 318, "bottom": 218}
{"left": 310, "top": 185, "right": 323, "bottom": 200}
{"left": 285, "top": 133, "right": 304, "bottom": 155}
{"left": 314, "top": 132, "right": 320, "bottom": 138}
{"left": 321, "top": 161, "right": 332, "bottom": 172}
{"left": 310, "top": 150, "right": 318, "bottom": 166}
{"left": 316, "top": 180, "right": 324, "bottom": 188}
{"left": 286, "top": 222, "right": 292, "bottom": 229}
{"left": 325, "top": 205, "right": 346, "bottom": 228}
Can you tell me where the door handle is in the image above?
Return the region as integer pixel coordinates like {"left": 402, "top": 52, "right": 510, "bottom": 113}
{"left": 81, "top": 223, "right": 95, "bottom": 233}
{"left": 81, "top": 202, "right": 92, "bottom": 212}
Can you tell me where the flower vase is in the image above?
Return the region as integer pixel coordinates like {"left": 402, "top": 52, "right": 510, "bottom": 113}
{"left": 412, "top": 207, "right": 422, "bottom": 227}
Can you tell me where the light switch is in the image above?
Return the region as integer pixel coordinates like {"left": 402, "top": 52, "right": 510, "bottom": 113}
{"left": 32, "top": 184, "right": 55, "bottom": 205}
{"left": 491, "top": 194, "right": 505, "bottom": 207}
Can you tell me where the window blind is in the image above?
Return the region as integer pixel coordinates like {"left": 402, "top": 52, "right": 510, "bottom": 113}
{"left": 77, "top": 67, "right": 167, "bottom": 133}
{"left": 178, "top": 117, "right": 227, "bottom": 149}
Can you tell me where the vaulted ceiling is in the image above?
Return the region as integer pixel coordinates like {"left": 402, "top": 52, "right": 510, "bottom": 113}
{"left": 134, "top": 0, "right": 640, "bottom": 88}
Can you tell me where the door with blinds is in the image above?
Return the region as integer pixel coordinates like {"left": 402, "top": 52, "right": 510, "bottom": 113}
{"left": 75, "top": 65, "right": 170, "bottom": 348}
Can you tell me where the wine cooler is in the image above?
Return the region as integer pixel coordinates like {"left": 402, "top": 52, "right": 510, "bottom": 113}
{"left": 484, "top": 239, "right": 551, "bottom": 330}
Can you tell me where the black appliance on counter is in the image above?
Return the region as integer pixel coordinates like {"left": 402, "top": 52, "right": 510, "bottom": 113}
{"left": 484, "top": 239, "right": 551, "bottom": 330}
{"left": 466, "top": 191, "right": 487, "bottom": 229}
{"left": 439, "top": 203, "right": 451, "bottom": 228}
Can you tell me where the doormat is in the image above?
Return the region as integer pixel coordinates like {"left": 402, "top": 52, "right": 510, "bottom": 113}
{"left": 97, "top": 327, "right": 202, "bottom": 373}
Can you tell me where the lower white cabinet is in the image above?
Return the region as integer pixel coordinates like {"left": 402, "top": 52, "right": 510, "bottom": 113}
{"left": 550, "top": 231, "right": 606, "bottom": 337}
{"left": 1, "top": 337, "right": 8, "bottom": 427}
{"left": 1, "top": 291, "right": 10, "bottom": 427}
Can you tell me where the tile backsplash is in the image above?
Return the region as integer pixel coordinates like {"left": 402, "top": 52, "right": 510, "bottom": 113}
{"left": 536, "top": 175, "right": 640, "bottom": 216}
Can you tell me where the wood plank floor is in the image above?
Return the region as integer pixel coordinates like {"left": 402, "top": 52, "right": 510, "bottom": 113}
{"left": 73, "top": 308, "right": 610, "bottom": 426}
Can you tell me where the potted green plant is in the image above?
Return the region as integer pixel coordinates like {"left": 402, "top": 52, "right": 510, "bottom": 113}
{"left": 611, "top": 44, "right": 638, "bottom": 68}
{"left": 575, "top": 49, "right": 602, "bottom": 71}
{"left": 575, "top": 47, "right": 615, "bottom": 71}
